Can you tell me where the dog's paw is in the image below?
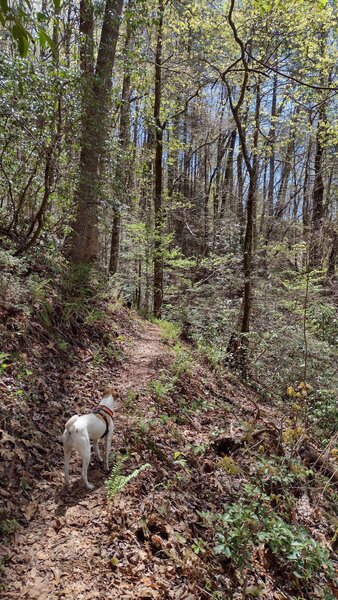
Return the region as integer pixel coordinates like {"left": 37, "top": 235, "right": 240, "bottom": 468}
{"left": 86, "top": 483, "right": 95, "bottom": 490}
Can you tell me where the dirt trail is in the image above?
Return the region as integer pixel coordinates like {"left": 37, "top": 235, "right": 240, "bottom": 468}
{"left": 118, "top": 323, "right": 166, "bottom": 395}
{"left": 1, "top": 321, "right": 167, "bottom": 600}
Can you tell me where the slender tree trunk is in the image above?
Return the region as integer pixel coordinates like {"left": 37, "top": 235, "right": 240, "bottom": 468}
{"left": 237, "top": 147, "right": 244, "bottom": 242}
{"left": 267, "top": 75, "right": 277, "bottom": 215}
{"left": 264, "top": 72, "right": 278, "bottom": 242}
{"left": 220, "top": 128, "right": 236, "bottom": 219}
{"left": 252, "top": 82, "right": 260, "bottom": 250}
{"left": 302, "top": 139, "right": 312, "bottom": 239}
{"left": 241, "top": 174, "right": 256, "bottom": 334}
{"left": 274, "top": 143, "right": 292, "bottom": 218}
{"left": 109, "top": 6, "right": 134, "bottom": 274}
{"left": 213, "top": 131, "right": 226, "bottom": 248}
{"left": 153, "top": 0, "right": 164, "bottom": 317}
{"left": 310, "top": 109, "right": 326, "bottom": 269}
{"left": 223, "top": 0, "right": 260, "bottom": 375}
{"left": 203, "top": 144, "right": 209, "bottom": 256}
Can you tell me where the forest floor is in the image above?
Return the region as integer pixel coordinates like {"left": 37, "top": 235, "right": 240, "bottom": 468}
{"left": 0, "top": 303, "right": 337, "bottom": 599}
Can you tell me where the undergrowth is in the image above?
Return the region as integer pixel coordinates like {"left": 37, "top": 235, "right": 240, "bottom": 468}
{"left": 213, "top": 485, "right": 335, "bottom": 598}
{"left": 105, "top": 454, "right": 151, "bottom": 499}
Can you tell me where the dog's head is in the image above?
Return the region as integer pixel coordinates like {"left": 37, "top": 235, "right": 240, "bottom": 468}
{"left": 101, "top": 386, "right": 119, "bottom": 400}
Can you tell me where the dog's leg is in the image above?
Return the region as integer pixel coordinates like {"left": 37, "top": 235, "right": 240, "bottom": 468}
{"left": 81, "top": 449, "right": 94, "bottom": 490}
{"left": 93, "top": 440, "right": 103, "bottom": 463}
{"left": 63, "top": 440, "right": 72, "bottom": 486}
{"left": 77, "top": 437, "right": 94, "bottom": 490}
{"left": 105, "top": 429, "right": 113, "bottom": 472}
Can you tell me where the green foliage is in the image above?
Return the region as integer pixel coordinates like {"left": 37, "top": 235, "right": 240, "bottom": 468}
{"left": 149, "top": 379, "right": 174, "bottom": 402}
{"left": 105, "top": 454, "right": 151, "bottom": 499}
{"left": 173, "top": 451, "right": 187, "bottom": 467}
{"left": 255, "top": 455, "right": 313, "bottom": 499}
{"left": 172, "top": 343, "right": 193, "bottom": 377}
{"left": 63, "top": 265, "right": 95, "bottom": 295}
{"left": 0, "top": 352, "right": 10, "bottom": 371}
{"left": 307, "top": 302, "right": 338, "bottom": 345}
{"left": 0, "top": 0, "right": 56, "bottom": 56}
{"left": 197, "top": 341, "right": 224, "bottom": 371}
{"left": 124, "top": 389, "right": 138, "bottom": 410}
{"left": 0, "top": 519, "right": 17, "bottom": 537}
{"left": 187, "top": 441, "right": 209, "bottom": 455}
{"left": 308, "top": 389, "right": 338, "bottom": 439}
{"left": 214, "top": 486, "right": 335, "bottom": 591}
{"left": 155, "top": 319, "right": 181, "bottom": 345}
{"left": 216, "top": 456, "right": 241, "bottom": 475}
{"left": 84, "top": 308, "right": 107, "bottom": 325}
{"left": 192, "top": 538, "right": 206, "bottom": 555}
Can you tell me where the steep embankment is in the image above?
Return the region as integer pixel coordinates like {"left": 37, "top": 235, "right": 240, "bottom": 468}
{"left": 0, "top": 305, "right": 337, "bottom": 599}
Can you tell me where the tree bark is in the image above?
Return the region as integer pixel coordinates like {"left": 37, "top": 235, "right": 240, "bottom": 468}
{"left": 109, "top": 5, "right": 134, "bottom": 274}
{"left": 310, "top": 109, "right": 326, "bottom": 269}
{"left": 267, "top": 75, "right": 277, "bottom": 213}
{"left": 153, "top": 0, "right": 164, "bottom": 317}
{"left": 220, "top": 128, "right": 236, "bottom": 219}
{"left": 69, "top": 0, "right": 124, "bottom": 266}
{"left": 223, "top": 0, "right": 260, "bottom": 376}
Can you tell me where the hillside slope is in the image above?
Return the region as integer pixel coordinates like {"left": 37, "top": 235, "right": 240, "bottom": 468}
{"left": 0, "top": 304, "right": 337, "bottom": 599}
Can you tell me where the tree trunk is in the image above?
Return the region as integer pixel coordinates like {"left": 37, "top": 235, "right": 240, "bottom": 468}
{"left": 69, "top": 0, "right": 124, "bottom": 266}
{"left": 153, "top": 0, "right": 164, "bottom": 317}
{"left": 109, "top": 5, "right": 134, "bottom": 275}
{"left": 267, "top": 75, "right": 277, "bottom": 215}
{"left": 222, "top": 2, "right": 260, "bottom": 374}
{"left": 302, "top": 139, "right": 312, "bottom": 238}
{"left": 237, "top": 148, "right": 244, "bottom": 243}
{"left": 327, "top": 229, "right": 338, "bottom": 279}
{"left": 220, "top": 128, "right": 236, "bottom": 219}
{"left": 310, "top": 110, "right": 326, "bottom": 269}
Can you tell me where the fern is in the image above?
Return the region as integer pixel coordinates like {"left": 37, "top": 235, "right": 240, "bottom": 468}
{"left": 105, "top": 454, "right": 151, "bottom": 499}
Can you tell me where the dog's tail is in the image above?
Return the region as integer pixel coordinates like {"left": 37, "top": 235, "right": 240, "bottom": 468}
{"left": 63, "top": 415, "right": 79, "bottom": 439}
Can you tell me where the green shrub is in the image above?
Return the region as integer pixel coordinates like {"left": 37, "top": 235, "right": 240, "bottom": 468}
{"left": 214, "top": 486, "right": 334, "bottom": 593}
{"left": 149, "top": 378, "right": 174, "bottom": 402}
{"left": 155, "top": 319, "right": 181, "bottom": 345}
{"left": 172, "top": 343, "right": 192, "bottom": 376}
{"left": 308, "top": 389, "right": 338, "bottom": 439}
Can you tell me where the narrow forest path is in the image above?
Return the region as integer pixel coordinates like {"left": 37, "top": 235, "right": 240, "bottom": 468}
{"left": 1, "top": 320, "right": 170, "bottom": 600}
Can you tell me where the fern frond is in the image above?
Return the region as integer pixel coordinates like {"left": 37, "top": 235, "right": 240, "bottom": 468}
{"left": 105, "top": 454, "right": 151, "bottom": 499}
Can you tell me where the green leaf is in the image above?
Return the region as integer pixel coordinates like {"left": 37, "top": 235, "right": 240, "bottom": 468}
{"left": 12, "top": 23, "right": 29, "bottom": 56}
{"left": 293, "top": 570, "right": 303, "bottom": 579}
{"left": 37, "top": 12, "right": 47, "bottom": 22}
{"left": 0, "top": 0, "right": 8, "bottom": 16}
{"left": 37, "top": 27, "right": 55, "bottom": 53}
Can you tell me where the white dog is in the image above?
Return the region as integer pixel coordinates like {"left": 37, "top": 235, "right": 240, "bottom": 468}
{"left": 63, "top": 387, "right": 118, "bottom": 490}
